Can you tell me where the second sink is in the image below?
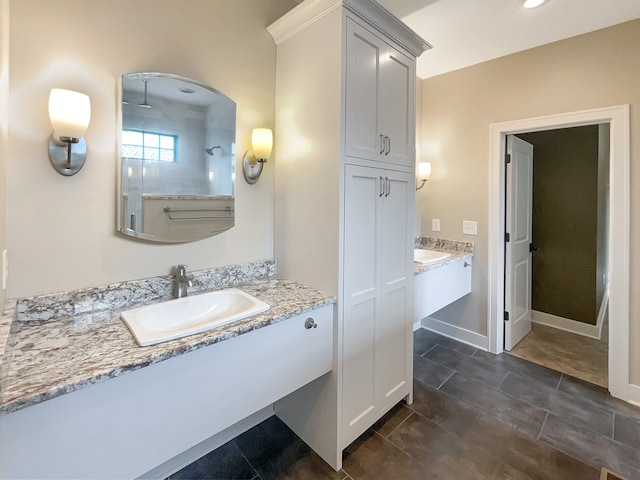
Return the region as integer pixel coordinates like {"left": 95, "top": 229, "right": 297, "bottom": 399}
{"left": 414, "top": 249, "right": 452, "bottom": 265}
{"left": 121, "top": 288, "right": 270, "bottom": 346}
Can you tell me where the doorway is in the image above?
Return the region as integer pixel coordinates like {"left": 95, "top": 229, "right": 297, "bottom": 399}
{"left": 487, "top": 106, "right": 630, "bottom": 401}
{"left": 504, "top": 126, "right": 609, "bottom": 387}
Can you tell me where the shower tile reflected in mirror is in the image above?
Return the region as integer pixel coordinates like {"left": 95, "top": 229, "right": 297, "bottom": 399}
{"left": 119, "top": 73, "right": 236, "bottom": 243}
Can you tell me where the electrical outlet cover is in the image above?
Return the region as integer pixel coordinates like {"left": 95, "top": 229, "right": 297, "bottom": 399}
{"left": 462, "top": 221, "right": 478, "bottom": 235}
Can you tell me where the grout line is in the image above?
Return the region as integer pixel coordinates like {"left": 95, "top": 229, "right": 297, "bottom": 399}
{"left": 556, "top": 373, "right": 564, "bottom": 390}
{"left": 420, "top": 342, "right": 438, "bottom": 357}
{"left": 538, "top": 411, "right": 550, "bottom": 440}
{"left": 611, "top": 413, "right": 616, "bottom": 440}
{"left": 436, "top": 370, "right": 456, "bottom": 390}
{"left": 233, "top": 440, "right": 261, "bottom": 480}
{"left": 496, "top": 370, "right": 510, "bottom": 390}
{"left": 384, "top": 410, "right": 415, "bottom": 439}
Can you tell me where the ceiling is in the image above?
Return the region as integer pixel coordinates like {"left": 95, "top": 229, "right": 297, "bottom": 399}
{"left": 375, "top": 0, "right": 640, "bottom": 79}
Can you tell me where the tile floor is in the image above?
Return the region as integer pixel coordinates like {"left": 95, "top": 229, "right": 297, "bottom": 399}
{"left": 509, "top": 319, "right": 608, "bottom": 387}
{"left": 169, "top": 329, "right": 640, "bottom": 480}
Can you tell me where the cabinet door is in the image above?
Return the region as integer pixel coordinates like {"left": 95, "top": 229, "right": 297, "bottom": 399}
{"left": 344, "top": 19, "right": 383, "bottom": 162}
{"left": 344, "top": 18, "right": 416, "bottom": 168}
{"left": 378, "top": 48, "right": 414, "bottom": 167}
{"left": 342, "top": 164, "right": 381, "bottom": 444}
{"left": 342, "top": 165, "right": 413, "bottom": 446}
{"left": 376, "top": 169, "right": 413, "bottom": 408}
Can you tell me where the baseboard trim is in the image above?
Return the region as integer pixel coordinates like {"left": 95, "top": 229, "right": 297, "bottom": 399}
{"left": 139, "top": 406, "right": 274, "bottom": 480}
{"left": 421, "top": 317, "right": 489, "bottom": 350}
{"left": 628, "top": 383, "right": 640, "bottom": 408}
{"left": 531, "top": 310, "right": 602, "bottom": 340}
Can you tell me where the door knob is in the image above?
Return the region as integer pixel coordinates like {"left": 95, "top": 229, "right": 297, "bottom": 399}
{"left": 305, "top": 317, "right": 318, "bottom": 329}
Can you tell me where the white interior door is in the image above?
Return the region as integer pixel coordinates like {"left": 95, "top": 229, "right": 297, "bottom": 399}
{"left": 505, "top": 135, "right": 534, "bottom": 350}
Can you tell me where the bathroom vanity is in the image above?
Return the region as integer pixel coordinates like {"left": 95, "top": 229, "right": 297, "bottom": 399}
{"left": 0, "top": 274, "right": 335, "bottom": 479}
{"left": 413, "top": 239, "right": 474, "bottom": 324}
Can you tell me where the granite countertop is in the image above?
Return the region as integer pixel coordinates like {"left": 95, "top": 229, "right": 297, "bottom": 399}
{"left": 413, "top": 237, "right": 474, "bottom": 276}
{"left": 0, "top": 278, "right": 335, "bottom": 416}
{"left": 413, "top": 250, "right": 473, "bottom": 275}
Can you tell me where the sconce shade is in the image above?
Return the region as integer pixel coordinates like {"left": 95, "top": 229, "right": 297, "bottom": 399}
{"left": 251, "top": 128, "right": 273, "bottom": 161}
{"left": 243, "top": 128, "right": 273, "bottom": 184}
{"left": 418, "top": 161, "right": 432, "bottom": 181}
{"left": 49, "top": 88, "right": 91, "bottom": 141}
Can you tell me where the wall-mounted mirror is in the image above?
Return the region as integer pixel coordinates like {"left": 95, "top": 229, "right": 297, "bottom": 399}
{"left": 118, "top": 72, "right": 236, "bottom": 243}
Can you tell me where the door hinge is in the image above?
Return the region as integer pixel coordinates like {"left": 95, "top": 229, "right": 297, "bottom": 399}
{"left": 505, "top": 153, "right": 511, "bottom": 164}
{"left": 505, "top": 232, "right": 510, "bottom": 242}
{"left": 529, "top": 243, "right": 538, "bottom": 253}
{"left": 504, "top": 311, "right": 510, "bottom": 321}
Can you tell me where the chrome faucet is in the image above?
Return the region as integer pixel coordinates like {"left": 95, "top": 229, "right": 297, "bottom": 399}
{"left": 173, "top": 264, "right": 194, "bottom": 298}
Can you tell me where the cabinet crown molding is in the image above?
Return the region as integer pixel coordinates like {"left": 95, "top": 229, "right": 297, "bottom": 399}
{"left": 268, "top": 0, "right": 432, "bottom": 58}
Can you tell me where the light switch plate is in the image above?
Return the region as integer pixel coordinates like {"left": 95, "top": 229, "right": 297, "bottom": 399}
{"left": 462, "top": 221, "right": 478, "bottom": 235}
{"left": 432, "top": 219, "right": 441, "bottom": 232}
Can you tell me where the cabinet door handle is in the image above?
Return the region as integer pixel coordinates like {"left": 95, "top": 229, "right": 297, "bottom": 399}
{"left": 379, "top": 134, "right": 386, "bottom": 155}
{"left": 385, "top": 135, "right": 391, "bottom": 155}
{"left": 305, "top": 317, "right": 318, "bottom": 329}
{"left": 379, "top": 176, "right": 385, "bottom": 197}
{"left": 385, "top": 177, "right": 390, "bottom": 197}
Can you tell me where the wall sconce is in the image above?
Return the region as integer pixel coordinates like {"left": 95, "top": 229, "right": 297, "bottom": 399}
{"left": 416, "top": 161, "right": 431, "bottom": 190}
{"left": 242, "top": 128, "right": 272, "bottom": 184}
{"left": 48, "top": 88, "right": 91, "bottom": 176}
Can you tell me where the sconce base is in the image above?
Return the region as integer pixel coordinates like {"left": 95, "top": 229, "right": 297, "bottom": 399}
{"left": 242, "top": 152, "right": 265, "bottom": 184}
{"left": 49, "top": 136, "right": 86, "bottom": 176}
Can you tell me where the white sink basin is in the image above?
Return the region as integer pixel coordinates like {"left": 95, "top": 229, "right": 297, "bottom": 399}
{"left": 414, "top": 249, "right": 452, "bottom": 265}
{"left": 121, "top": 288, "right": 270, "bottom": 346}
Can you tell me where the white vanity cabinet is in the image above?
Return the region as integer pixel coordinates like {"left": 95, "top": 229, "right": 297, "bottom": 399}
{"left": 0, "top": 307, "right": 334, "bottom": 479}
{"left": 342, "top": 165, "right": 413, "bottom": 446}
{"left": 345, "top": 17, "right": 415, "bottom": 168}
{"left": 414, "top": 258, "right": 473, "bottom": 322}
{"left": 269, "top": 0, "right": 429, "bottom": 470}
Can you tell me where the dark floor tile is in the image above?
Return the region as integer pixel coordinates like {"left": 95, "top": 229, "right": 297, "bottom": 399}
{"left": 342, "top": 429, "right": 437, "bottom": 480}
{"left": 541, "top": 413, "right": 640, "bottom": 480}
{"left": 410, "top": 379, "right": 479, "bottom": 435}
{"left": 500, "top": 372, "right": 615, "bottom": 437}
{"left": 424, "top": 344, "right": 508, "bottom": 388}
{"left": 413, "top": 353, "right": 454, "bottom": 388}
{"left": 614, "top": 413, "right": 640, "bottom": 449}
{"left": 439, "top": 372, "right": 547, "bottom": 438}
{"left": 170, "top": 440, "right": 257, "bottom": 480}
{"left": 413, "top": 328, "right": 437, "bottom": 356}
{"left": 415, "top": 329, "right": 477, "bottom": 355}
{"left": 464, "top": 414, "right": 600, "bottom": 480}
{"left": 472, "top": 349, "right": 563, "bottom": 389}
{"left": 371, "top": 402, "right": 413, "bottom": 438}
{"left": 558, "top": 375, "right": 640, "bottom": 417}
{"left": 234, "top": 416, "right": 345, "bottom": 480}
{"left": 387, "top": 411, "right": 523, "bottom": 479}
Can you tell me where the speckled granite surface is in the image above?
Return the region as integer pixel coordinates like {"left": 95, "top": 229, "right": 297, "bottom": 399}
{"left": 0, "top": 264, "right": 334, "bottom": 416}
{"left": 414, "top": 236, "right": 474, "bottom": 254}
{"left": 15, "top": 260, "right": 276, "bottom": 323}
{"left": 413, "top": 237, "right": 474, "bottom": 275}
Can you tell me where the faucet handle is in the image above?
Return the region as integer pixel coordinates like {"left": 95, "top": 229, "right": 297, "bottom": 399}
{"left": 176, "top": 264, "right": 188, "bottom": 275}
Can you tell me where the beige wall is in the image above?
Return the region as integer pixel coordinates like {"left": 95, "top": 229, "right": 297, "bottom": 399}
{"left": 7, "top": 0, "right": 291, "bottom": 297}
{"left": 420, "top": 19, "right": 640, "bottom": 382}
{"left": 0, "top": 0, "right": 7, "bottom": 307}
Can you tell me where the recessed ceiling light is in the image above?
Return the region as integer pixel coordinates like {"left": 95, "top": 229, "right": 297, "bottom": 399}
{"left": 524, "top": 0, "right": 546, "bottom": 8}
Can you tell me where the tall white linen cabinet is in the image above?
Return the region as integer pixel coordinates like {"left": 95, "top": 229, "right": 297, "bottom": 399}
{"left": 270, "top": 0, "right": 431, "bottom": 470}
